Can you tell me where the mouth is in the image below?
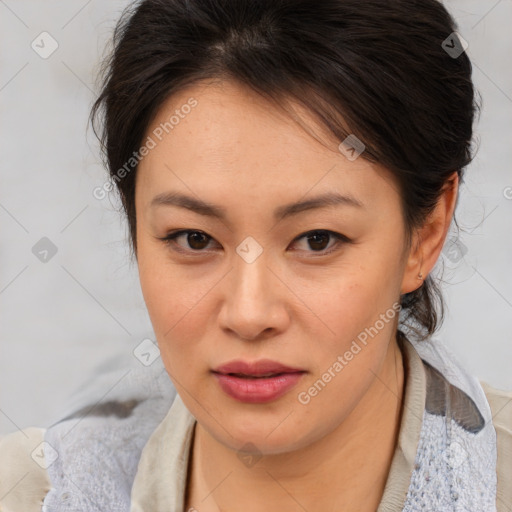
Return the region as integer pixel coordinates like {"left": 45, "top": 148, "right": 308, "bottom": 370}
{"left": 213, "top": 359, "right": 305, "bottom": 377}
{"left": 219, "top": 372, "right": 298, "bottom": 379}
{"left": 211, "top": 359, "right": 306, "bottom": 403}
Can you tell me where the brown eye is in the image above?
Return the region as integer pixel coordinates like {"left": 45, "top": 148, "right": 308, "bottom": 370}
{"left": 185, "top": 231, "right": 210, "bottom": 250}
{"left": 291, "top": 230, "right": 349, "bottom": 256}
{"left": 159, "top": 228, "right": 350, "bottom": 257}
{"left": 305, "top": 232, "right": 330, "bottom": 251}
{"left": 160, "top": 230, "right": 216, "bottom": 252}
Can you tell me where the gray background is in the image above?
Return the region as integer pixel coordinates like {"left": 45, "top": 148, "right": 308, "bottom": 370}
{"left": 1, "top": 0, "right": 511, "bottom": 436}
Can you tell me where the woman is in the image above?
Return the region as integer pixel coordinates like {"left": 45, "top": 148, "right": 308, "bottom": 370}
{"left": 1, "top": 0, "right": 510, "bottom": 510}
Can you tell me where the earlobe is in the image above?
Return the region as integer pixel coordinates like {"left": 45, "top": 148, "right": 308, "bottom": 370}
{"left": 400, "top": 172, "right": 459, "bottom": 295}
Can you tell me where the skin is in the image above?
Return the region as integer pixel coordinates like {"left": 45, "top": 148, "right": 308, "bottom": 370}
{"left": 135, "top": 79, "right": 458, "bottom": 511}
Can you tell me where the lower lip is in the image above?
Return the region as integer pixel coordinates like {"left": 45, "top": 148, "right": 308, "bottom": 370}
{"left": 213, "top": 372, "right": 305, "bottom": 403}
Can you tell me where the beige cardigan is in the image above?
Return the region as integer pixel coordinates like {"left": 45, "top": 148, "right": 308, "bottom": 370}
{"left": 1, "top": 338, "right": 511, "bottom": 511}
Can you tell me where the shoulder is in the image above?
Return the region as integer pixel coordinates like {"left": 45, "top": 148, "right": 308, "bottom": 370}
{"left": 0, "top": 427, "right": 52, "bottom": 511}
{"left": 480, "top": 379, "right": 512, "bottom": 431}
{"left": 480, "top": 380, "right": 512, "bottom": 511}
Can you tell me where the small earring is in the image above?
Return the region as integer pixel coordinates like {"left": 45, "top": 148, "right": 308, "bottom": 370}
{"left": 417, "top": 271, "right": 423, "bottom": 280}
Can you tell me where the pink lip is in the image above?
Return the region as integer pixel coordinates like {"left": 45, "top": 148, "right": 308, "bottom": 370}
{"left": 212, "top": 359, "right": 306, "bottom": 403}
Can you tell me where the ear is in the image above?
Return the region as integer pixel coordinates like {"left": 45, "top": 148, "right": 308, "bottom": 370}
{"left": 400, "top": 172, "right": 459, "bottom": 295}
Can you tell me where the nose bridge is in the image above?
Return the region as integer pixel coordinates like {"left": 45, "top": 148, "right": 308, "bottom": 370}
{"left": 219, "top": 236, "right": 285, "bottom": 339}
{"left": 232, "top": 236, "right": 270, "bottom": 302}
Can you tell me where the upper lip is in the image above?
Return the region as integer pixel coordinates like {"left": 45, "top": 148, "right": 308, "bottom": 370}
{"left": 213, "top": 359, "right": 305, "bottom": 376}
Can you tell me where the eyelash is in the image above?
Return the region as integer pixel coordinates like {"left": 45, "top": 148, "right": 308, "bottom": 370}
{"left": 157, "top": 229, "right": 351, "bottom": 257}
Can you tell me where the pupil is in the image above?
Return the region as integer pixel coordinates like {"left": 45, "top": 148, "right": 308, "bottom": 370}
{"left": 309, "top": 232, "right": 328, "bottom": 250}
{"left": 189, "top": 232, "right": 208, "bottom": 249}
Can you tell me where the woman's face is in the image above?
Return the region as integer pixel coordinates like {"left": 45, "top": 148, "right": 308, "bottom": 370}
{"left": 135, "top": 79, "right": 414, "bottom": 454}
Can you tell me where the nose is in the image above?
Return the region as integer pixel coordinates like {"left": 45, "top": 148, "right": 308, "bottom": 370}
{"left": 217, "top": 248, "right": 290, "bottom": 342}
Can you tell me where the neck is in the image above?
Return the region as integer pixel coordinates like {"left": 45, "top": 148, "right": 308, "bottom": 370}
{"left": 185, "top": 337, "right": 405, "bottom": 512}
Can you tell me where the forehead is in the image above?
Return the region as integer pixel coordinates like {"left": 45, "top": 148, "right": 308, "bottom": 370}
{"left": 135, "top": 79, "right": 399, "bottom": 213}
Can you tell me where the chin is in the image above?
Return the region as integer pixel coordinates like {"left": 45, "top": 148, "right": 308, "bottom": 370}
{"left": 206, "top": 412, "right": 313, "bottom": 455}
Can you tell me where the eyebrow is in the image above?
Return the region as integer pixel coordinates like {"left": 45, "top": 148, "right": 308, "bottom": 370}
{"left": 150, "top": 191, "right": 364, "bottom": 222}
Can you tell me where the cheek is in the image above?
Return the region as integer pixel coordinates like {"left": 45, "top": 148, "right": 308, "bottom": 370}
{"left": 139, "top": 269, "right": 203, "bottom": 389}
{"left": 137, "top": 250, "right": 217, "bottom": 375}
{"left": 300, "top": 259, "right": 398, "bottom": 342}
{"left": 139, "top": 271, "right": 196, "bottom": 337}
{"left": 304, "top": 282, "right": 394, "bottom": 385}
{"left": 293, "top": 278, "right": 400, "bottom": 430}
{"left": 137, "top": 238, "right": 199, "bottom": 323}
{"left": 295, "top": 248, "right": 403, "bottom": 384}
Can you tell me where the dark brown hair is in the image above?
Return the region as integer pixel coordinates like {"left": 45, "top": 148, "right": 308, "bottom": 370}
{"left": 90, "top": 0, "right": 480, "bottom": 342}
